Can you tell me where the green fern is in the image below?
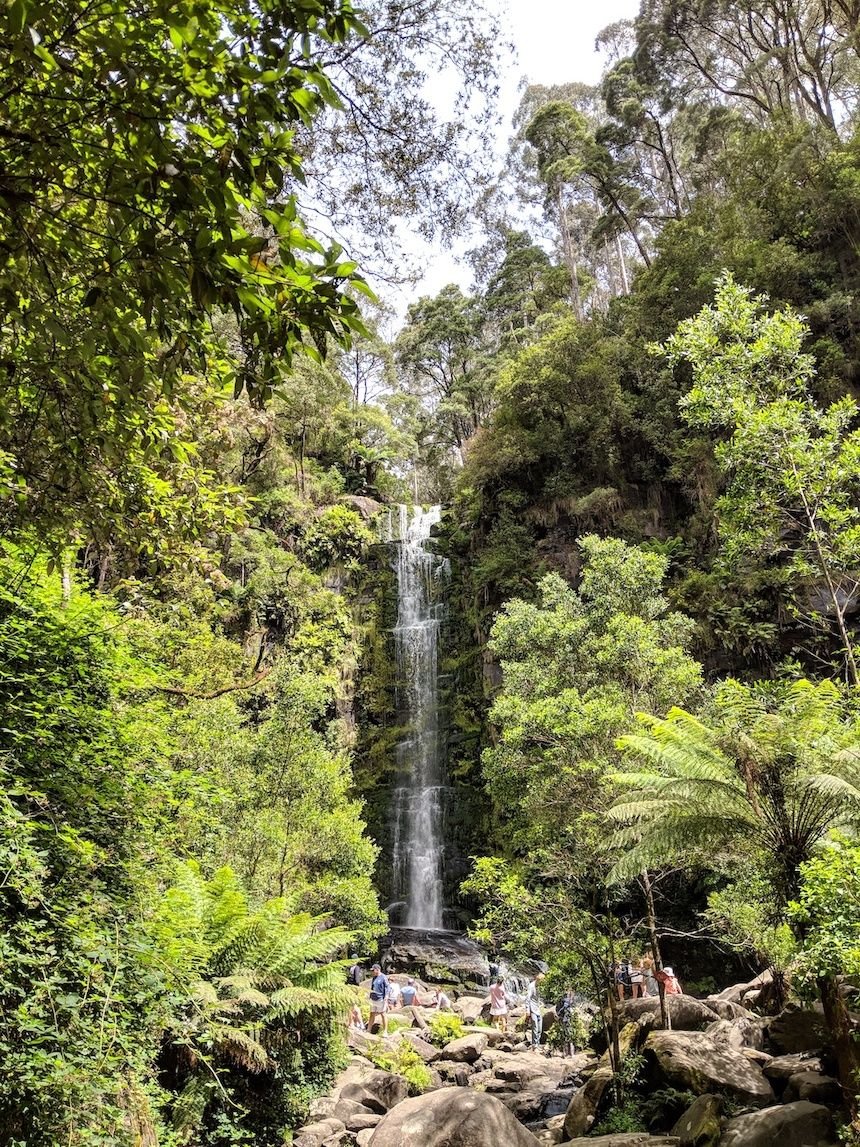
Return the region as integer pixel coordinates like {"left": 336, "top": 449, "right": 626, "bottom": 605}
{"left": 609, "top": 678, "right": 860, "bottom": 900}
{"left": 156, "top": 861, "right": 354, "bottom": 1142}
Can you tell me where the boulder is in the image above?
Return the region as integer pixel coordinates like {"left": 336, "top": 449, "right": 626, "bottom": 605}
{"left": 562, "top": 1065, "right": 614, "bottom": 1139}
{"left": 704, "top": 999, "right": 759, "bottom": 1023}
{"left": 334, "top": 1098, "right": 376, "bottom": 1124}
{"left": 718, "top": 1100, "right": 836, "bottom": 1147}
{"left": 613, "top": 996, "right": 720, "bottom": 1034}
{"left": 455, "top": 995, "right": 489, "bottom": 1024}
{"left": 784, "top": 1070, "right": 842, "bottom": 1106}
{"left": 379, "top": 928, "right": 490, "bottom": 990}
{"left": 367, "top": 1087, "right": 541, "bottom": 1146}
{"left": 763, "top": 1052, "right": 824, "bottom": 1090}
{"left": 345, "top": 1111, "right": 382, "bottom": 1132}
{"left": 356, "top": 1132, "right": 375, "bottom": 1147}
{"left": 347, "top": 1029, "right": 382, "bottom": 1056}
{"left": 400, "top": 1032, "right": 442, "bottom": 1063}
{"left": 435, "top": 1059, "right": 475, "bottom": 1086}
{"left": 599, "top": 1022, "right": 642, "bottom": 1069}
{"left": 704, "top": 1017, "right": 765, "bottom": 1052}
{"left": 495, "top": 1062, "right": 548, "bottom": 1086}
{"left": 644, "top": 1031, "right": 775, "bottom": 1106}
{"left": 463, "top": 1023, "right": 508, "bottom": 1046}
{"left": 671, "top": 1094, "right": 722, "bottom": 1147}
{"left": 767, "top": 1003, "right": 829, "bottom": 1054}
{"left": 339, "top": 1070, "right": 409, "bottom": 1114}
{"left": 293, "top": 1117, "right": 346, "bottom": 1147}
{"left": 499, "top": 1084, "right": 561, "bottom": 1123}
{"left": 713, "top": 970, "right": 773, "bottom": 1005}
{"left": 442, "top": 1032, "right": 488, "bottom": 1063}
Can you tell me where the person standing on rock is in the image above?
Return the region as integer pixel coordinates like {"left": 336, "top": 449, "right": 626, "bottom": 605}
{"left": 656, "top": 965, "right": 682, "bottom": 995}
{"left": 525, "top": 971, "right": 545, "bottom": 1050}
{"left": 489, "top": 975, "right": 509, "bottom": 1033}
{"left": 368, "top": 963, "right": 390, "bottom": 1035}
{"left": 401, "top": 977, "right": 418, "bottom": 1006}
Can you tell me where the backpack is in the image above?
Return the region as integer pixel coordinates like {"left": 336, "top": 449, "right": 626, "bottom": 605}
{"left": 347, "top": 963, "right": 362, "bottom": 986}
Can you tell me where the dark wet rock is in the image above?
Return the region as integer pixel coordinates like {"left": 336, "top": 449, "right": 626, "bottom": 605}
{"left": 379, "top": 928, "right": 490, "bottom": 989}
{"left": 766, "top": 1003, "right": 829, "bottom": 1055}
{"left": 784, "top": 1070, "right": 842, "bottom": 1105}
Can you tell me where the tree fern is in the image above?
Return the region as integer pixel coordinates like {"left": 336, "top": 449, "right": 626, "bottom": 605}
{"left": 608, "top": 678, "right": 860, "bottom": 899}
{"left": 156, "top": 862, "right": 354, "bottom": 1143}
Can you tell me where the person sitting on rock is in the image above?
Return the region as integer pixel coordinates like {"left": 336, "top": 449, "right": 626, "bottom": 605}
{"left": 525, "top": 972, "right": 546, "bottom": 1050}
{"left": 431, "top": 987, "right": 452, "bottom": 1011}
{"left": 387, "top": 976, "right": 402, "bottom": 1010}
{"left": 368, "top": 963, "right": 390, "bottom": 1034}
{"left": 489, "top": 975, "right": 509, "bottom": 1033}
{"left": 401, "top": 977, "right": 418, "bottom": 1006}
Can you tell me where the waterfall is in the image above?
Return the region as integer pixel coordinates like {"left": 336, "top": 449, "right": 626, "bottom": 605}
{"left": 386, "top": 504, "right": 448, "bottom": 930}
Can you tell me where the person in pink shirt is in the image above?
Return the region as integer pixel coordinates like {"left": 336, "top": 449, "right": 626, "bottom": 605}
{"left": 488, "top": 976, "right": 509, "bottom": 1033}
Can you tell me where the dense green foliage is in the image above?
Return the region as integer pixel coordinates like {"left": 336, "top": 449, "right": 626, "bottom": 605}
{"left": 6, "top": 0, "right": 860, "bottom": 1139}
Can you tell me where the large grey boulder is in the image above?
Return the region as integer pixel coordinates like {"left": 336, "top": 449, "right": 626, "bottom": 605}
{"left": 644, "top": 1031, "right": 775, "bottom": 1106}
{"left": 379, "top": 928, "right": 490, "bottom": 989}
{"left": 562, "top": 1065, "right": 614, "bottom": 1138}
{"left": 705, "top": 1016, "right": 766, "bottom": 1052}
{"left": 671, "top": 1094, "right": 722, "bottom": 1147}
{"left": 454, "top": 995, "right": 489, "bottom": 1024}
{"left": 613, "top": 995, "right": 720, "bottom": 1033}
{"left": 442, "top": 1032, "right": 488, "bottom": 1063}
{"left": 339, "top": 1069, "right": 409, "bottom": 1114}
{"left": 367, "top": 1087, "right": 541, "bottom": 1146}
{"left": 719, "top": 1100, "right": 836, "bottom": 1146}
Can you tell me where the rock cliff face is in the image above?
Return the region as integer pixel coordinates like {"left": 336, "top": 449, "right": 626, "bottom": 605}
{"left": 379, "top": 927, "right": 490, "bottom": 990}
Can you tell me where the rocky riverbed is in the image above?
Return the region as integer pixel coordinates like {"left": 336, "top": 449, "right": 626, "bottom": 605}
{"left": 292, "top": 974, "right": 845, "bottom": 1147}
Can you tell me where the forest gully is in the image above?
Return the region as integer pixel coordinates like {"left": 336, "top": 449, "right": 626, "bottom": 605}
{"left": 3, "top": 0, "right": 860, "bottom": 1145}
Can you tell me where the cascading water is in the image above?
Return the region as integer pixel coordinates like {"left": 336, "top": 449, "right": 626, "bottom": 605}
{"left": 385, "top": 504, "right": 449, "bottom": 930}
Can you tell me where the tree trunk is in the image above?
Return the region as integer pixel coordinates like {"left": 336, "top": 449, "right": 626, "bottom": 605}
{"left": 817, "top": 973, "right": 860, "bottom": 1123}
{"left": 640, "top": 869, "right": 668, "bottom": 1030}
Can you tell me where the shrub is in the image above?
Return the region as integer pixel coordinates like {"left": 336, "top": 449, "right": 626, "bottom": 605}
{"left": 427, "top": 1013, "right": 465, "bottom": 1047}
{"left": 368, "top": 1043, "right": 433, "bottom": 1095}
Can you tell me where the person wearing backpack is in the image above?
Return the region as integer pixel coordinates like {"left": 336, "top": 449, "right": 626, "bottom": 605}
{"left": 346, "top": 954, "right": 363, "bottom": 986}
{"left": 368, "top": 963, "right": 390, "bottom": 1035}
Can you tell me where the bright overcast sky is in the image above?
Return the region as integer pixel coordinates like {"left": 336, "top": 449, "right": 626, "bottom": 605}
{"left": 392, "top": 0, "right": 641, "bottom": 310}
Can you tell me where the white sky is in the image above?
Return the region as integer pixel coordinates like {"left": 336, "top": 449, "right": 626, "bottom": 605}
{"left": 389, "top": 0, "right": 640, "bottom": 311}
